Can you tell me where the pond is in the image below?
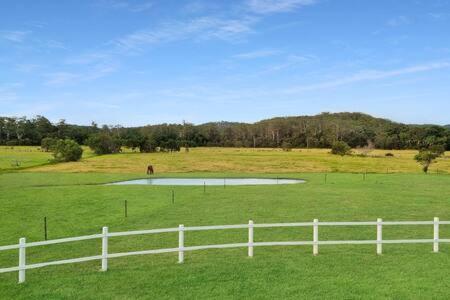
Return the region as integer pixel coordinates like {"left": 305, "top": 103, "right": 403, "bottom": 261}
{"left": 108, "top": 178, "right": 305, "bottom": 186}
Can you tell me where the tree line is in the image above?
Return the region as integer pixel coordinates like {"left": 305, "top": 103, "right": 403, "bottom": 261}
{"left": 1, "top": 112, "right": 449, "bottom": 152}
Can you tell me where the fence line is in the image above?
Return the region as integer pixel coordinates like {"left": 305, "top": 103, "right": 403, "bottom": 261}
{"left": 1, "top": 218, "right": 449, "bottom": 284}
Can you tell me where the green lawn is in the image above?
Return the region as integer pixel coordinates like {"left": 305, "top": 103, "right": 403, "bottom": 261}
{"left": 0, "top": 172, "right": 449, "bottom": 299}
{"left": 0, "top": 146, "right": 53, "bottom": 171}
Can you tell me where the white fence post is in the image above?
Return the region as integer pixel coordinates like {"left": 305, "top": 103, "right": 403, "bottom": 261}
{"left": 433, "top": 217, "right": 439, "bottom": 253}
{"left": 248, "top": 220, "right": 254, "bottom": 257}
{"left": 18, "top": 237, "right": 26, "bottom": 284}
{"left": 101, "top": 227, "right": 108, "bottom": 271}
{"left": 178, "top": 224, "right": 184, "bottom": 263}
{"left": 313, "top": 219, "right": 319, "bottom": 256}
{"left": 377, "top": 218, "right": 382, "bottom": 255}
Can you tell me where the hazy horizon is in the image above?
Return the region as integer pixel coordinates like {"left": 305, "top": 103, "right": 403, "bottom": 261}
{"left": 2, "top": 111, "right": 449, "bottom": 127}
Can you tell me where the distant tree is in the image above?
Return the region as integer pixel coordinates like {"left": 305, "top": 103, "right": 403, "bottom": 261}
{"left": 163, "top": 139, "right": 180, "bottom": 152}
{"left": 41, "top": 137, "right": 57, "bottom": 152}
{"left": 281, "top": 141, "right": 292, "bottom": 151}
{"left": 52, "top": 139, "right": 83, "bottom": 162}
{"left": 86, "top": 133, "right": 121, "bottom": 155}
{"left": 414, "top": 145, "right": 445, "bottom": 173}
{"left": 139, "top": 137, "right": 155, "bottom": 153}
{"left": 1, "top": 112, "right": 449, "bottom": 150}
{"left": 331, "top": 141, "right": 352, "bottom": 156}
{"left": 34, "top": 116, "right": 55, "bottom": 139}
{"left": 123, "top": 131, "right": 142, "bottom": 151}
{"left": 357, "top": 140, "right": 375, "bottom": 156}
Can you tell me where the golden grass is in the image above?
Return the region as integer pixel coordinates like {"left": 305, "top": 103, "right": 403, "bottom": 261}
{"left": 29, "top": 147, "right": 450, "bottom": 174}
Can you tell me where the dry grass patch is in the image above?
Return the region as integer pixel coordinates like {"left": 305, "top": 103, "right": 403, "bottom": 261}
{"left": 29, "top": 147, "right": 450, "bottom": 174}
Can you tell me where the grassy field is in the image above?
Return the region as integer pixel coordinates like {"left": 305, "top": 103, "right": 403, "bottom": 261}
{"left": 23, "top": 147, "right": 450, "bottom": 174}
{"left": 0, "top": 171, "right": 449, "bottom": 299}
{"left": 0, "top": 146, "right": 53, "bottom": 171}
{"left": 1, "top": 147, "right": 449, "bottom": 298}
{"left": 0, "top": 146, "right": 96, "bottom": 172}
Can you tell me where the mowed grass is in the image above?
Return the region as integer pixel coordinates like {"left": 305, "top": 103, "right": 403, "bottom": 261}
{"left": 0, "top": 146, "right": 97, "bottom": 172}
{"left": 0, "top": 146, "right": 53, "bottom": 171}
{"left": 29, "top": 147, "right": 450, "bottom": 174}
{"left": 0, "top": 172, "right": 449, "bottom": 299}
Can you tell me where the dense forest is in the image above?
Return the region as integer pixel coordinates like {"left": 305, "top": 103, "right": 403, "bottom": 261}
{"left": 1, "top": 113, "right": 449, "bottom": 151}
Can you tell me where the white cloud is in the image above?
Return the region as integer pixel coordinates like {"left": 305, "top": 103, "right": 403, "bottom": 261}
{"left": 45, "top": 62, "right": 118, "bottom": 86}
{"left": 96, "top": 0, "right": 153, "bottom": 12}
{"left": 16, "top": 64, "right": 41, "bottom": 73}
{"left": 427, "top": 12, "right": 450, "bottom": 20}
{"left": 114, "top": 16, "right": 256, "bottom": 51}
{"left": 0, "top": 30, "right": 30, "bottom": 43}
{"left": 386, "top": 16, "right": 410, "bottom": 27}
{"left": 131, "top": 2, "right": 153, "bottom": 12}
{"left": 233, "top": 49, "right": 280, "bottom": 59}
{"left": 262, "top": 54, "right": 318, "bottom": 72}
{"left": 0, "top": 83, "right": 22, "bottom": 104}
{"left": 65, "top": 52, "right": 111, "bottom": 65}
{"left": 85, "top": 64, "right": 118, "bottom": 80}
{"left": 247, "top": 0, "right": 316, "bottom": 14}
{"left": 284, "top": 61, "right": 450, "bottom": 93}
{"left": 183, "top": 1, "right": 217, "bottom": 14}
{"left": 45, "top": 72, "right": 80, "bottom": 86}
{"left": 43, "top": 40, "right": 67, "bottom": 49}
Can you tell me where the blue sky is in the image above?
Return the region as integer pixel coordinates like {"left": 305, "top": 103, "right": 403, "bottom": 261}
{"left": 1, "top": 0, "right": 449, "bottom": 126}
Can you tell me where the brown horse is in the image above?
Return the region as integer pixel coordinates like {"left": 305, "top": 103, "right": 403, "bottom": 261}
{"left": 147, "top": 165, "right": 154, "bottom": 175}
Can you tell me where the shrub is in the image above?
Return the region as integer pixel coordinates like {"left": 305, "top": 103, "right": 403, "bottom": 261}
{"left": 385, "top": 153, "right": 394, "bottom": 157}
{"left": 5, "top": 140, "right": 18, "bottom": 146}
{"left": 52, "top": 139, "right": 83, "bottom": 162}
{"left": 331, "top": 141, "right": 352, "bottom": 156}
{"left": 139, "top": 137, "right": 155, "bottom": 153}
{"left": 86, "top": 133, "right": 122, "bottom": 155}
{"left": 162, "top": 139, "right": 180, "bottom": 152}
{"left": 41, "top": 137, "right": 57, "bottom": 152}
{"left": 281, "top": 141, "right": 292, "bottom": 151}
{"left": 414, "top": 145, "right": 445, "bottom": 173}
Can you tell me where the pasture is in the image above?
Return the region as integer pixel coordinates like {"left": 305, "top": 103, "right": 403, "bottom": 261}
{"left": 0, "top": 146, "right": 53, "bottom": 171}
{"left": 0, "top": 147, "right": 449, "bottom": 299}
{"left": 27, "top": 147, "right": 450, "bottom": 174}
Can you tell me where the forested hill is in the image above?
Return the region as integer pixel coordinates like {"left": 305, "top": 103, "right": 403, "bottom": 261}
{"left": 1, "top": 112, "right": 449, "bottom": 150}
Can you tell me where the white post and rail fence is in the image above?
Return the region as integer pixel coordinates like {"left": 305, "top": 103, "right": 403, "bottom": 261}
{"left": 0, "top": 218, "right": 449, "bottom": 284}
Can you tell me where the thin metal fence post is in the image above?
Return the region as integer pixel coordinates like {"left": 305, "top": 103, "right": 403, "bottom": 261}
{"left": 18, "top": 237, "right": 26, "bottom": 283}
{"left": 44, "top": 217, "right": 48, "bottom": 241}
{"left": 433, "top": 217, "right": 439, "bottom": 253}
{"left": 248, "top": 220, "right": 254, "bottom": 257}
{"left": 377, "top": 218, "right": 382, "bottom": 255}
{"left": 178, "top": 224, "right": 184, "bottom": 263}
{"left": 101, "top": 227, "right": 108, "bottom": 271}
{"left": 313, "top": 219, "right": 319, "bottom": 256}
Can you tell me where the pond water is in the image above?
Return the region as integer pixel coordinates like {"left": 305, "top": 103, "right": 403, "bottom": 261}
{"left": 108, "top": 178, "right": 305, "bottom": 186}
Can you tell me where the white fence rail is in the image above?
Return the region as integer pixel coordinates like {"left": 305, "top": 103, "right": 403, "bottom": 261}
{"left": 1, "top": 218, "right": 449, "bottom": 284}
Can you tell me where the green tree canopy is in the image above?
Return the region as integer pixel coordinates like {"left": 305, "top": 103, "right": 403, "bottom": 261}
{"left": 331, "top": 141, "right": 352, "bottom": 156}
{"left": 52, "top": 139, "right": 83, "bottom": 162}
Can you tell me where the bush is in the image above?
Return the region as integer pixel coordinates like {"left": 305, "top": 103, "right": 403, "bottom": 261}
{"left": 162, "top": 139, "right": 180, "bottom": 152}
{"left": 385, "top": 153, "right": 394, "bottom": 157}
{"left": 5, "top": 140, "right": 18, "bottom": 146}
{"left": 414, "top": 145, "right": 445, "bottom": 173}
{"left": 41, "top": 137, "right": 57, "bottom": 152}
{"left": 331, "top": 141, "right": 352, "bottom": 156}
{"left": 86, "top": 133, "right": 121, "bottom": 155}
{"left": 52, "top": 139, "right": 83, "bottom": 162}
{"left": 281, "top": 141, "right": 292, "bottom": 151}
{"left": 139, "top": 137, "right": 155, "bottom": 153}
